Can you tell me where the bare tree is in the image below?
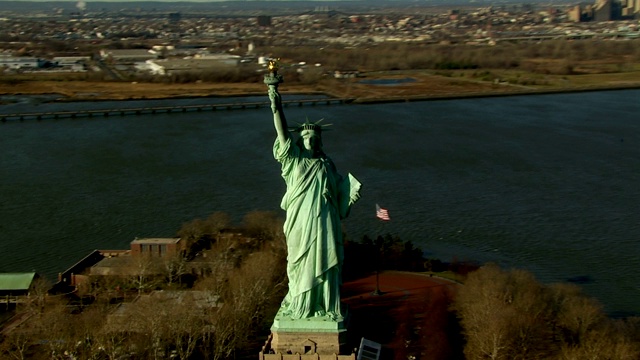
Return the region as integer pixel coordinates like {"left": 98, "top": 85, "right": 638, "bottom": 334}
{"left": 197, "top": 247, "right": 286, "bottom": 360}
{"left": 453, "top": 263, "right": 640, "bottom": 360}
{"left": 549, "top": 283, "right": 606, "bottom": 346}
{"left": 202, "top": 211, "right": 232, "bottom": 235}
{"left": 24, "top": 277, "right": 52, "bottom": 315}
{"left": 126, "top": 254, "right": 162, "bottom": 295}
{"left": 207, "top": 303, "right": 239, "bottom": 360}
{"left": 453, "top": 264, "right": 515, "bottom": 360}
{"left": 162, "top": 252, "right": 189, "bottom": 287}
{"left": 92, "top": 327, "right": 129, "bottom": 360}
{"left": 31, "top": 302, "right": 75, "bottom": 360}
{"left": 178, "top": 211, "right": 231, "bottom": 257}
{"left": 241, "top": 210, "right": 286, "bottom": 255}
{"left": 557, "top": 323, "right": 640, "bottom": 360}
{"left": 177, "top": 218, "right": 207, "bottom": 251}
{"left": 126, "top": 295, "right": 172, "bottom": 360}
{"left": 453, "top": 264, "right": 557, "bottom": 359}
{"left": 0, "top": 328, "right": 32, "bottom": 360}
{"left": 193, "top": 257, "right": 231, "bottom": 299}
{"left": 166, "top": 292, "right": 208, "bottom": 360}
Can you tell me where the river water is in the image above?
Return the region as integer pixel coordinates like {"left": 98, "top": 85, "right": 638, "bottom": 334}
{"left": 1, "top": 90, "right": 639, "bottom": 316}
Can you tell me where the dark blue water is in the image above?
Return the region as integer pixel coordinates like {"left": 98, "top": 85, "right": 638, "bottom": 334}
{"left": 1, "top": 90, "right": 639, "bottom": 316}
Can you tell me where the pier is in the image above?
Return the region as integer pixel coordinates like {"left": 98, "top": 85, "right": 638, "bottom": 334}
{"left": 0, "top": 98, "right": 354, "bottom": 122}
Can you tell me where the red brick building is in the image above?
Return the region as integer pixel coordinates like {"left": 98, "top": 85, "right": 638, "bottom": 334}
{"left": 130, "top": 237, "right": 183, "bottom": 258}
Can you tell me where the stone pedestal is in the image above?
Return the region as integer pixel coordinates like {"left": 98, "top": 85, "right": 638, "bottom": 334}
{"left": 269, "top": 308, "right": 349, "bottom": 355}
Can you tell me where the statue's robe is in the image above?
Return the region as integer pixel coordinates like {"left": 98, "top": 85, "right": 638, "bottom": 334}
{"left": 274, "top": 137, "right": 359, "bottom": 319}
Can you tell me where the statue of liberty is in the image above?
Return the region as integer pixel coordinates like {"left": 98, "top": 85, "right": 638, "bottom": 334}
{"left": 265, "top": 61, "right": 361, "bottom": 321}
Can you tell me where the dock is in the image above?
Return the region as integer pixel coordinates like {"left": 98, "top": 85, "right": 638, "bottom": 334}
{"left": 0, "top": 98, "right": 354, "bottom": 122}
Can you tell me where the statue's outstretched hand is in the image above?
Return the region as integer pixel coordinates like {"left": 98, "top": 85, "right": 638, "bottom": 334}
{"left": 268, "top": 87, "right": 281, "bottom": 114}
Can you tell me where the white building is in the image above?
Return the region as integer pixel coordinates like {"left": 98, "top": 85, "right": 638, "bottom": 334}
{"left": 53, "top": 56, "right": 90, "bottom": 66}
{"left": 0, "top": 56, "right": 39, "bottom": 69}
{"left": 53, "top": 56, "right": 90, "bottom": 72}
{"left": 100, "top": 49, "right": 157, "bottom": 62}
{"left": 137, "top": 56, "right": 240, "bottom": 76}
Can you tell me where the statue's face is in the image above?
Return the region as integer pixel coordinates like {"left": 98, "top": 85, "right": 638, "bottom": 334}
{"left": 301, "top": 130, "right": 321, "bottom": 151}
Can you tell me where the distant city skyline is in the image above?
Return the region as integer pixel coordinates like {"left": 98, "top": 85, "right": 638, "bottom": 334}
{"left": 0, "top": 0, "right": 573, "bottom": 2}
{"left": 0, "top": 0, "right": 587, "bottom": 15}
{"left": 4, "top": 0, "right": 239, "bottom": 1}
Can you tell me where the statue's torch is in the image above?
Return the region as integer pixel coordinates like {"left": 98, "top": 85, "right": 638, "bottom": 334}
{"left": 264, "top": 58, "right": 283, "bottom": 88}
{"left": 264, "top": 58, "right": 283, "bottom": 114}
{"left": 268, "top": 59, "right": 277, "bottom": 75}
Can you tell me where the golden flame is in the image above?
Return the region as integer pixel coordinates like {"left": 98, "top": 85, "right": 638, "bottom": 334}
{"left": 268, "top": 58, "right": 279, "bottom": 73}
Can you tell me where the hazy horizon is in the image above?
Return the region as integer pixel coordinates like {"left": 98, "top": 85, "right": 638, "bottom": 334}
{"left": 0, "top": 0, "right": 561, "bottom": 2}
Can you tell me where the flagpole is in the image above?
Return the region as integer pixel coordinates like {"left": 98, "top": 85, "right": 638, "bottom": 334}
{"left": 372, "top": 228, "right": 382, "bottom": 296}
{"left": 372, "top": 204, "right": 390, "bottom": 296}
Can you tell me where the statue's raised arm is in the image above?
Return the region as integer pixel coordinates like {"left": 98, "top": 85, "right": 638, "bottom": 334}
{"left": 264, "top": 60, "right": 288, "bottom": 146}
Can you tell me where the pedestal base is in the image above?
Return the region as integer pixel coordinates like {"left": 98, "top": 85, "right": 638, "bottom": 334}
{"left": 270, "top": 329, "right": 347, "bottom": 356}
{"left": 269, "top": 308, "right": 349, "bottom": 355}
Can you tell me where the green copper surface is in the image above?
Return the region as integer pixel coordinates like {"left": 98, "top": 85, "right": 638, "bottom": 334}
{"left": 271, "top": 306, "right": 349, "bottom": 332}
{"left": 266, "top": 73, "right": 361, "bottom": 322}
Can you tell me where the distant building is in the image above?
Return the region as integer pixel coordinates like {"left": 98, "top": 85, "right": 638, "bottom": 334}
{"left": 52, "top": 56, "right": 90, "bottom": 66}
{"left": 333, "top": 70, "right": 360, "bottom": 79}
{"left": 628, "top": 0, "right": 640, "bottom": 14}
{"left": 52, "top": 250, "right": 120, "bottom": 289}
{"left": 130, "top": 237, "right": 183, "bottom": 258}
{"left": 0, "top": 56, "right": 38, "bottom": 70}
{"left": 570, "top": 0, "right": 631, "bottom": 21}
{"left": 52, "top": 56, "right": 89, "bottom": 72}
{"left": 257, "top": 15, "right": 272, "bottom": 27}
{"left": 169, "top": 12, "right": 181, "bottom": 23}
{"left": 594, "top": 0, "right": 613, "bottom": 21}
{"left": 0, "top": 272, "right": 38, "bottom": 297}
{"left": 53, "top": 238, "right": 184, "bottom": 284}
{"left": 140, "top": 56, "right": 240, "bottom": 76}
{"left": 568, "top": 5, "right": 582, "bottom": 22}
{"left": 100, "top": 49, "right": 157, "bottom": 63}
{"left": 312, "top": 6, "right": 338, "bottom": 18}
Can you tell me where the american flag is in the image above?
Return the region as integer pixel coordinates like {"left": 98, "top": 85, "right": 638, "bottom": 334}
{"left": 376, "top": 204, "right": 390, "bottom": 221}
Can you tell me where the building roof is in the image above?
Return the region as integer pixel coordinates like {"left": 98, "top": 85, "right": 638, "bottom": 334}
{"left": 130, "top": 237, "right": 181, "bottom": 245}
{"left": 152, "top": 58, "right": 238, "bottom": 71}
{"left": 100, "top": 49, "right": 157, "bottom": 60}
{"left": 101, "top": 49, "right": 154, "bottom": 56}
{"left": 90, "top": 255, "right": 136, "bottom": 276}
{"left": 0, "top": 272, "right": 37, "bottom": 291}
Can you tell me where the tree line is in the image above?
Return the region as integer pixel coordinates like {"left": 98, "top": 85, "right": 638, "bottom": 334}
{"left": 453, "top": 264, "right": 640, "bottom": 360}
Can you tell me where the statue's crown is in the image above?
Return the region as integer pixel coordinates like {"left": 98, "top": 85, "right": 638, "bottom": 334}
{"left": 290, "top": 118, "right": 332, "bottom": 133}
{"left": 301, "top": 123, "right": 321, "bottom": 132}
